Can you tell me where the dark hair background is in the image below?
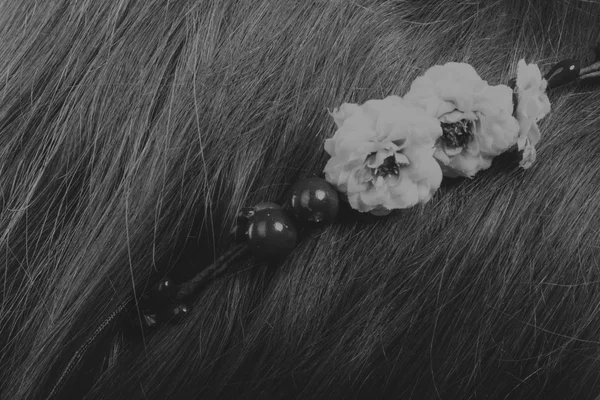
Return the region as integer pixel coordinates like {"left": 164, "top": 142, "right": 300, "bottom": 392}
{"left": 1, "top": 0, "right": 600, "bottom": 399}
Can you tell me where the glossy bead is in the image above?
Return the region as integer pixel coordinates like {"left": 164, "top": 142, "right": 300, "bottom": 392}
{"left": 233, "top": 202, "right": 282, "bottom": 243}
{"left": 287, "top": 177, "right": 340, "bottom": 224}
{"left": 152, "top": 278, "right": 175, "bottom": 300}
{"left": 247, "top": 208, "right": 297, "bottom": 260}
{"left": 545, "top": 59, "right": 580, "bottom": 89}
{"left": 159, "top": 303, "right": 190, "bottom": 324}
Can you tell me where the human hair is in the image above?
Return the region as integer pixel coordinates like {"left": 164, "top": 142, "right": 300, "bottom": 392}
{"left": 1, "top": 0, "right": 600, "bottom": 399}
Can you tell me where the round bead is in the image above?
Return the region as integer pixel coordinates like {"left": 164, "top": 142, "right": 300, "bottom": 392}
{"left": 152, "top": 278, "right": 175, "bottom": 300}
{"left": 234, "top": 202, "right": 283, "bottom": 243}
{"left": 287, "top": 177, "right": 340, "bottom": 224}
{"left": 247, "top": 208, "right": 297, "bottom": 260}
{"left": 159, "top": 303, "right": 190, "bottom": 324}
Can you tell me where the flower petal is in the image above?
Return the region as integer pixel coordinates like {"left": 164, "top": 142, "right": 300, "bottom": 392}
{"left": 444, "top": 146, "right": 463, "bottom": 157}
{"left": 446, "top": 152, "right": 484, "bottom": 178}
{"left": 395, "top": 152, "right": 410, "bottom": 165}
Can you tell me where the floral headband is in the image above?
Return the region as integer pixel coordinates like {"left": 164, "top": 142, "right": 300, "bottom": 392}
{"left": 229, "top": 59, "right": 561, "bottom": 259}
{"left": 132, "top": 57, "right": 590, "bottom": 321}
{"left": 325, "top": 60, "right": 549, "bottom": 215}
{"left": 46, "top": 55, "right": 595, "bottom": 399}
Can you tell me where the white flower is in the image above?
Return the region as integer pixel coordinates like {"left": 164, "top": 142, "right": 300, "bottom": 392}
{"left": 514, "top": 59, "right": 551, "bottom": 169}
{"left": 404, "top": 62, "right": 520, "bottom": 177}
{"left": 323, "top": 96, "right": 443, "bottom": 214}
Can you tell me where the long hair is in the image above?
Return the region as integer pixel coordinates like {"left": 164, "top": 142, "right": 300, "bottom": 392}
{"left": 1, "top": 0, "right": 600, "bottom": 399}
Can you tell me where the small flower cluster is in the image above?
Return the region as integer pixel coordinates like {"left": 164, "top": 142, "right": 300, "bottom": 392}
{"left": 323, "top": 60, "right": 551, "bottom": 214}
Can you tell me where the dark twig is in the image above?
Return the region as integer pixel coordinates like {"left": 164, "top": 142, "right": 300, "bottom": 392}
{"left": 175, "top": 244, "right": 249, "bottom": 300}
{"left": 580, "top": 71, "right": 600, "bottom": 80}
{"left": 579, "top": 61, "right": 600, "bottom": 76}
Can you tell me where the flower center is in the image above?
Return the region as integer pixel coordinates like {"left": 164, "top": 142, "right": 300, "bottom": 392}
{"left": 373, "top": 155, "right": 401, "bottom": 177}
{"left": 440, "top": 119, "right": 474, "bottom": 149}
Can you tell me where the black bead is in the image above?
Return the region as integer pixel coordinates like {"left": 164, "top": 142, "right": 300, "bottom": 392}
{"left": 545, "top": 59, "right": 580, "bottom": 89}
{"left": 157, "top": 303, "right": 190, "bottom": 324}
{"left": 287, "top": 177, "right": 340, "bottom": 225}
{"left": 247, "top": 208, "right": 297, "bottom": 260}
{"left": 233, "top": 202, "right": 282, "bottom": 243}
{"left": 152, "top": 278, "right": 175, "bottom": 300}
{"left": 170, "top": 303, "right": 190, "bottom": 322}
